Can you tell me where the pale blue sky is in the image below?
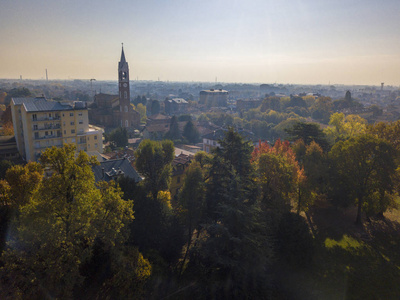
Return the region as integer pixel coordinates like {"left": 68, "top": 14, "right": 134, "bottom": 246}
{"left": 1, "top": 0, "right": 399, "bottom": 85}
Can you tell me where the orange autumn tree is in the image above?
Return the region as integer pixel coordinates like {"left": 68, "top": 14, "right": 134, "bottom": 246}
{"left": 252, "top": 139, "right": 309, "bottom": 214}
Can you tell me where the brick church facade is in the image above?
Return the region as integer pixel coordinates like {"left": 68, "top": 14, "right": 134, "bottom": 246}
{"left": 89, "top": 46, "right": 140, "bottom": 130}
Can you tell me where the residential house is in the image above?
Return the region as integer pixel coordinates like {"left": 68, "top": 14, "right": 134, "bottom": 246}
{"left": 92, "top": 157, "right": 142, "bottom": 183}
{"left": 164, "top": 98, "right": 188, "bottom": 115}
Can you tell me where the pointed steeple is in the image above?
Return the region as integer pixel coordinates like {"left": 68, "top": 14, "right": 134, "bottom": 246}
{"left": 120, "top": 43, "right": 126, "bottom": 63}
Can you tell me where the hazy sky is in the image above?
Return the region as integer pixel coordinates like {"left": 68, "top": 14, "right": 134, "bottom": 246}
{"left": 1, "top": 0, "right": 400, "bottom": 85}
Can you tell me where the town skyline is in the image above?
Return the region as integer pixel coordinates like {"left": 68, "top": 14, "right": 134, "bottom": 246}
{"left": 1, "top": 0, "right": 400, "bottom": 85}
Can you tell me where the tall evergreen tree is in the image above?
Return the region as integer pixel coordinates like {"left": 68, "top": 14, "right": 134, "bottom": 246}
{"left": 185, "top": 129, "right": 272, "bottom": 299}
{"left": 164, "top": 116, "right": 181, "bottom": 141}
{"left": 182, "top": 120, "right": 200, "bottom": 144}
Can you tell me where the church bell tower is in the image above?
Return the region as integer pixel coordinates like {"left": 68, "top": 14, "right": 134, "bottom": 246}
{"left": 118, "top": 44, "right": 130, "bottom": 127}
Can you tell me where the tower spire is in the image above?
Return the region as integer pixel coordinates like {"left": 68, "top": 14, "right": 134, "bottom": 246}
{"left": 120, "top": 43, "right": 126, "bottom": 63}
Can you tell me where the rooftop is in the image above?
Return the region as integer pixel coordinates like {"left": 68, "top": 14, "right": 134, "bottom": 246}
{"left": 92, "top": 158, "right": 142, "bottom": 183}
{"left": 12, "top": 97, "right": 83, "bottom": 112}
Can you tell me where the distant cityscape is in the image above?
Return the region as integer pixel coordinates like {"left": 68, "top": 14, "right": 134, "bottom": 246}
{"left": 1, "top": 77, "right": 398, "bottom": 107}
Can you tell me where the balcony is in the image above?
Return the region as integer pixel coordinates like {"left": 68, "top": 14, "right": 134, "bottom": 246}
{"left": 34, "top": 134, "right": 62, "bottom": 140}
{"left": 34, "top": 143, "right": 63, "bottom": 150}
{"left": 33, "top": 124, "right": 61, "bottom": 131}
{"left": 32, "top": 116, "right": 61, "bottom": 122}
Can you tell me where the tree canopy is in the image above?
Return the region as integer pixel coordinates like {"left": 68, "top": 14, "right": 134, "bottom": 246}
{"left": 0, "top": 145, "right": 150, "bottom": 298}
{"left": 134, "top": 139, "right": 174, "bottom": 200}
{"left": 106, "top": 127, "right": 128, "bottom": 148}
{"left": 329, "top": 134, "right": 397, "bottom": 224}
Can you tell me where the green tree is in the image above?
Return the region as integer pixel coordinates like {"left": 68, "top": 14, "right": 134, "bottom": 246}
{"left": 177, "top": 162, "right": 205, "bottom": 275}
{"left": 185, "top": 129, "right": 272, "bottom": 299}
{"left": 1, "top": 162, "right": 43, "bottom": 208}
{"left": 194, "top": 151, "right": 213, "bottom": 170}
{"left": 218, "top": 127, "right": 254, "bottom": 180}
{"left": 134, "top": 139, "right": 174, "bottom": 201}
{"left": 182, "top": 120, "right": 200, "bottom": 144}
{"left": 310, "top": 96, "right": 333, "bottom": 123}
{"left": 294, "top": 140, "right": 328, "bottom": 195}
{"left": 107, "top": 127, "right": 128, "bottom": 148}
{"left": 285, "top": 121, "right": 330, "bottom": 151}
{"left": 329, "top": 135, "right": 397, "bottom": 225}
{"left": 150, "top": 100, "right": 160, "bottom": 115}
{"left": 324, "top": 113, "right": 367, "bottom": 143}
{"left": 0, "top": 145, "right": 150, "bottom": 299}
{"left": 136, "top": 103, "right": 147, "bottom": 123}
{"left": 133, "top": 95, "right": 147, "bottom": 106}
{"left": 368, "top": 120, "right": 400, "bottom": 153}
{"left": 164, "top": 116, "right": 181, "bottom": 141}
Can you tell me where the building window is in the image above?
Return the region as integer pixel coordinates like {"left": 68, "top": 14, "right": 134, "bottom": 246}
{"left": 78, "top": 113, "right": 82, "bottom": 116}
{"left": 34, "top": 132, "right": 39, "bottom": 139}
{"left": 32, "top": 114, "right": 37, "bottom": 121}
{"left": 71, "top": 129, "right": 75, "bottom": 134}
{"left": 72, "top": 138, "right": 75, "bottom": 143}
{"left": 71, "top": 121, "right": 75, "bottom": 125}
{"left": 94, "top": 135, "right": 97, "bottom": 140}
{"left": 70, "top": 113, "right": 74, "bottom": 117}
{"left": 125, "top": 120, "right": 128, "bottom": 127}
{"left": 95, "top": 143, "right": 98, "bottom": 148}
{"left": 79, "top": 120, "right": 83, "bottom": 124}
{"left": 33, "top": 125, "right": 38, "bottom": 130}
{"left": 64, "top": 130, "right": 66, "bottom": 134}
{"left": 88, "top": 144, "right": 90, "bottom": 149}
{"left": 124, "top": 91, "right": 127, "bottom": 99}
{"left": 124, "top": 105, "right": 128, "bottom": 112}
